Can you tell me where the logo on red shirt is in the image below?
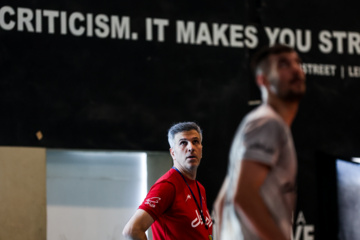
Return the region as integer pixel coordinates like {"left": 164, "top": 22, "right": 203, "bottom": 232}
{"left": 191, "top": 210, "right": 213, "bottom": 228}
{"left": 145, "top": 197, "right": 161, "bottom": 208}
{"left": 185, "top": 194, "right": 192, "bottom": 202}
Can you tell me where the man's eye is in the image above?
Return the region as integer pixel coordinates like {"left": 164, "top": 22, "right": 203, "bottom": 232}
{"left": 279, "top": 62, "right": 288, "bottom": 68}
{"left": 180, "top": 141, "right": 187, "bottom": 145}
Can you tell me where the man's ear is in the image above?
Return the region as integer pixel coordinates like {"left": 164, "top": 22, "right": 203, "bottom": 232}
{"left": 256, "top": 74, "right": 266, "bottom": 87}
{"left": 169, "top": 148, "right": 175, "bottom": 160}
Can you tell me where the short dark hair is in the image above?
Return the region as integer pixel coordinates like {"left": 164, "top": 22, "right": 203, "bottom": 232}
{"left": 167, "top": 122, "right": 202, "bottom": 148}
{"left": 250, "top": 44, "right": 295, "bottom": 76}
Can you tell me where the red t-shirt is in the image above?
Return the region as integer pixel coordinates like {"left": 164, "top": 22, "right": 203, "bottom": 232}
{"left": 139, "top": 168, "right": 213, "bottom": 240}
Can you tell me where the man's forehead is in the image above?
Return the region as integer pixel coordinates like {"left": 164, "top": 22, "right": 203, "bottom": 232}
{"left": 174, "top": 130, "right": 200, "bottom": 140}
{"left": 270, "top": 51, "right": 300, "bottom": 62}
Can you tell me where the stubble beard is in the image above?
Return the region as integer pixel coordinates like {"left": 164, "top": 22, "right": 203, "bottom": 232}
{"left": 275, "top": 76, "right": 306, "bottom": 103}
{"left": 280, "top": 88, "right": 305, "bottom": 102}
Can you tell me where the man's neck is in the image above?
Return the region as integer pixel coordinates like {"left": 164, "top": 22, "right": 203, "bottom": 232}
{"left": 267, "top": 98, "right": 299, "bottom": 127}
{"left": 173, "top": 164, "right": 197, "bottom": 180}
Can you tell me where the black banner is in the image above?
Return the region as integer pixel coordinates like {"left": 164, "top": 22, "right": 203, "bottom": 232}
{"left": 2, "top": 2, "right": 360, "bottom": 239}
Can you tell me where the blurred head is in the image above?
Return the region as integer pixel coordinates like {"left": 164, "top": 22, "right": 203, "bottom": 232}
{"left": 251, "top": 44, "right": 306, "bottom": 102}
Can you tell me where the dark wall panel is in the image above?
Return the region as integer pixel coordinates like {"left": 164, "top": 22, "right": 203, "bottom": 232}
{"left": 1, "top": 1, "right": 360, "bottom": 239}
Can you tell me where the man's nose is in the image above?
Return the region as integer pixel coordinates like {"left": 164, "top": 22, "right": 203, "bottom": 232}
{"left": 187, "top": 143, "right": 194, "bottom": 152}
{"left": 292, "top": 63, "right": 305, "bottom": 78}
{"left": 293, "top": 62, "right": 304, "bottom": 74}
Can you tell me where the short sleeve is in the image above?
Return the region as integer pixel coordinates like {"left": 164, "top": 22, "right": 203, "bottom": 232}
{"left": 138, "top": 181, "right": 176, "bottom": 221}
{"left": 242, "top": 118, "right": 285, "bottom": 166}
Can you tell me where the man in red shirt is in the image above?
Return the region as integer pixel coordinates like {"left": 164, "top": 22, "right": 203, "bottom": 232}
{"left": 123, "top": 122, "right": 213, "bottom": 240}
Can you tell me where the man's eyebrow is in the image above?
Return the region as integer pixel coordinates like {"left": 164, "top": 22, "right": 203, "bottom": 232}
{"left": 277, "top": 56, "right": 288, "bottom": 62}
{"left": 178, "top": 137, "right": 200, "bottom": 141}
{"left": 295, "top": 56, "right": 302, "bottom": 63}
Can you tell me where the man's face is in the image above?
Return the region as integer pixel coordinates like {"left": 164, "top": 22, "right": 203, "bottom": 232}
{"left": 170, "top": 130, "right": 203, "bottom": 173}
{"left": 266, "top": 51, "right": 306, "bottom": 101}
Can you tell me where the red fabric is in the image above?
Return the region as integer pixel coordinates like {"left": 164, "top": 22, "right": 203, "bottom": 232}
{"left": 139, "top": 168, "right": 213, "bottom": 240}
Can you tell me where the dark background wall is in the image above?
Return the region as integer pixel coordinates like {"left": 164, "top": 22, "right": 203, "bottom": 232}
{"left": 1, "top": 1, "right": 360, "bottom": 239}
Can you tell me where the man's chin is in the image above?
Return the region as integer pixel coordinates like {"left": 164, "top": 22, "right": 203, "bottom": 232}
{"left": 186, "top": 162, "right": 199, "bottom": 169}
{"left": 282, "top": 90, "right": 305, "bottom": 102}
